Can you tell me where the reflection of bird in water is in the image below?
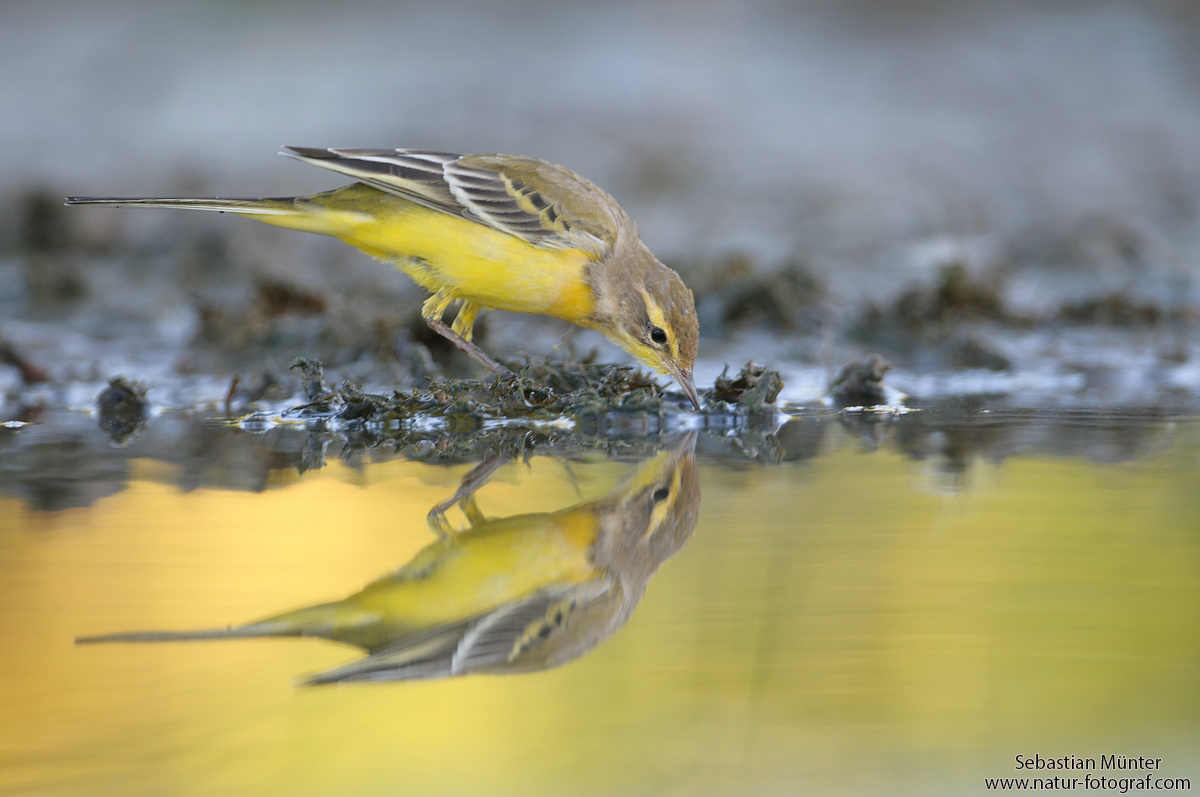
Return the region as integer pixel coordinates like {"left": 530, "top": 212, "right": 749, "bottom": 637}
{"left": 77, "top": 433, "right": 700, "bottom": 684}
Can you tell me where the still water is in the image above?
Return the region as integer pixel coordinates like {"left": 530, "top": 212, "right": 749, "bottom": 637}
{"left": 1, "top": 411, "right": 1198, "bottom": 796}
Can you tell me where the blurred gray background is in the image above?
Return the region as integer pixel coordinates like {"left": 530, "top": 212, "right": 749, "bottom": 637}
{"left": 3, "top": 0, "right": 1200, "bottom": 405}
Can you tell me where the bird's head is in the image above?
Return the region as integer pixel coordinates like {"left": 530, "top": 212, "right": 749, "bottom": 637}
{"left": 607, "top": 257, "right": 700, "bottom": 408}
{"left": 599, "top": 430, "right": 701, "bottom": 573}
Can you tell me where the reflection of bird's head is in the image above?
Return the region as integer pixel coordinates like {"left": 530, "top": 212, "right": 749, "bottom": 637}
{"left": 75, "top": 433, "right": 703, "bottom": 685}
{"left": 492, "top": 431, "right": 701, "bottom": 677}
{"left": 592, "top": 431, "right": 700, "bottom": 582}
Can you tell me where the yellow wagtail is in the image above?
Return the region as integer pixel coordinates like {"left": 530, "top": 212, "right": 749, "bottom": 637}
{"left": 76, "top": 433, "right": 700, "bottom": 683}
{"left": 67, "top": 148, "right": 701, "bottom": 407}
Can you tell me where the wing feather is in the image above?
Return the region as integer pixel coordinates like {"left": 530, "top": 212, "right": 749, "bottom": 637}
{"left": 282, "top": 146, "right": 617, "bottom": 256}
{"left": 299, "top": 581, "right": 613, "bottom": 684}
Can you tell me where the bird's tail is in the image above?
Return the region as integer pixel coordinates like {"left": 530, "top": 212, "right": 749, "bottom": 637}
{"left": 64, "top": 194, "right": 364, "bottom": 236}
{"left": 64, "top": 196, "right": 298, "bottom": 215}
{"left": 75, "top": 602, "right": 348, "bottom": 645}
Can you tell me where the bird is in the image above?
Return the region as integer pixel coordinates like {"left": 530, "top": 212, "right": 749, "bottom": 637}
{"left": 76, "top": 433, "right": 701, "bottom": 684}
{"left": 67, "top": 147, "right": 702, "bottom": 408}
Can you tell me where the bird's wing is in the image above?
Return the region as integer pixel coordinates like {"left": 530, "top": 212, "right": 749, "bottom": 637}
{"left": 451, "top": 579, "right": 613, "bottom": 674}
{"left": 283, "top": 147, "right": 618, "bottom": 257}
{"left": 300, "top": 580, "right": 613, "bottom": 685}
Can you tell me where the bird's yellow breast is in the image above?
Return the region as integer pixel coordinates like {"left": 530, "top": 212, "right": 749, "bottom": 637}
{"left": 348, "top": 509, "right": 600, "bottom": 631}
{"left": 250, "top": 185, "right": 597, "bottom": 323}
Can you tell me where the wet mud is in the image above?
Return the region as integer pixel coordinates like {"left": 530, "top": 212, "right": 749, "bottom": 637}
{"left": 1, "top": 390, "right": 1185, "bottom": 513}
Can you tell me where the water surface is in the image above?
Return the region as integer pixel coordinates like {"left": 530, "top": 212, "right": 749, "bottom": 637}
{"left": 1, "top": 412, "right": 1198, "bottom": 796}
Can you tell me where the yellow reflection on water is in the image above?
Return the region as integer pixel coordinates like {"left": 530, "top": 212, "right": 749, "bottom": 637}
{"left": 76, "top": 436, "right": 700, "bottom": 684}
{"left": 1, "top": 425, "right": 1198, "bottom": 796}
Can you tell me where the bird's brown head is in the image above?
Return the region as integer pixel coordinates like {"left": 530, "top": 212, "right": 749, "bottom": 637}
{"left": 607, "top": 255, "right": 700, "bottom": 408}
{"left": 597, "top": 431, "right": 701, "bottom": 576}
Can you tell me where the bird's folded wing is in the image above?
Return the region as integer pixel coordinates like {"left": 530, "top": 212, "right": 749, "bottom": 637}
{"left": 450, "top": 579, "right": 611, "bottom": 674}
{"left": 299, "top": 580, "right": 612, "bottom": 685}
{"left": 283, "top": 147, "right": 617, "bottom": 256}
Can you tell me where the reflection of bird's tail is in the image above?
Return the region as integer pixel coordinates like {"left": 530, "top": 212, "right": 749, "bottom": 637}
{"left": 75, "top": 602, "right": 349, "bottom": 645}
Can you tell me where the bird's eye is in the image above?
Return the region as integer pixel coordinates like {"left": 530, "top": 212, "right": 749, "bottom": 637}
{"left": 652, "top": 487, "right": 670, "bottom": 502}
{"left": 649, "top": 326, "right": 668, "bottom": 345}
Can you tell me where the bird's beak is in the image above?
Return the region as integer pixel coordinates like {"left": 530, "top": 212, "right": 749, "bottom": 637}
{"left": 666, "top": 361, "right": 702, "bottom": 410}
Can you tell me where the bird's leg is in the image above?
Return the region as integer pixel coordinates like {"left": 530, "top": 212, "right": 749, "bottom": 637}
{"left": 459, "top": 494, "right": 487, "bottom": 527}
{"left": 450, "top": 301, "right": 480, "bottom": 340}
{"left": 425, "top": 452, "right": 511, "bottom": 537}
{"left": 421, "top": 292, "right": 511, "bottom": 375}
{"left": 426, "top": 512, "right": 457, "bottom": 539}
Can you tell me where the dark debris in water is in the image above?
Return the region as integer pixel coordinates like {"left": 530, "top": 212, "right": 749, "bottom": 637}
{"left": 295, "top": 358, "right": 787, "bottom": 427}
{"left": 826, "top": 354, "right": 901, "bottom": 409}
{"left": 256, "top": 358, "right": 788, "bottom": 465}
{"left": 286, "top": 357, "right": 690, "bottom": 424}
{"left": 96, "top": 376, "right": 148, "bottom": 445}
{"left": 291, "top": 358, "right": 333, "bottom": 404}
{"left": 708, "top": 362, "right": 784, "bottom": 409}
